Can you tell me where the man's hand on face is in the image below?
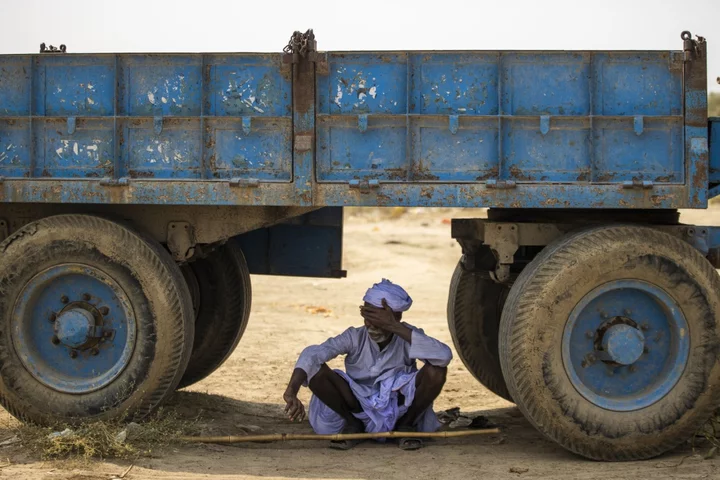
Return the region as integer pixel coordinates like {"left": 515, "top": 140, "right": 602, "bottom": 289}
{"left": 283, "top": 390, "right": 305, "bottom": 422}
{"left": 360, "top": 298, "right": 398, "bottom": 332}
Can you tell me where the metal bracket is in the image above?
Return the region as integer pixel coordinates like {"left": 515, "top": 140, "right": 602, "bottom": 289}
{"left": 540, "top": 115, "right": 550, "bottom": 135}
{"left": 684, "top": 226, "right": 710, "bottom": 255}
{"left": 349, "top": 179, "right": 380, "bottom": 191}
{"left": 242, "top": 116, "right": 252, "bottom": 135}
{"left": 295, "top": 134, "right": 313, "bottom": 152}
{"left": 229, "top": 178, "right": 259, "bottom": 188}
{"left": 99, "top": 177, "right": 129, "bottom": 186}
{"left": 486, "top": 179, "right": 517, "bottom": 189}
{"left": 40, "top": 43, "right": 67, "bottom": 54}
{"left": 622, "top": 180, "right": 654, "bottom": 190}
{"left": 682, "top": 30, "right": 704, "bottom": 62}
{"left": 358, "top": 114, "right": 368, "bottom": 133}
{"left": 167, "top": 222, "right": 196, "bottom": 262}
{"left": 153, "top": 115, "right": 163, "bottom": 135}
{"left": 633, "top": 115, "right": 644, "bottom": 136}
{"left": 281, "top": 29, "right": 327, "bottom": 75}
{"left": 483, "top": 223, "right": 519, "bottom": 284}
{"left": 449, "top": 115, "right": 459, "bottom": 135}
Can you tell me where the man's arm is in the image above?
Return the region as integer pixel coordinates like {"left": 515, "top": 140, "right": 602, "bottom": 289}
{"left": 283, "top": 368, "right": 308, "bottom": 422}
{"left": 283, "top": 328, "right": 356, "bottom": 421}
{"left": 407, "top": 327, "right": 453, "bottom": 367}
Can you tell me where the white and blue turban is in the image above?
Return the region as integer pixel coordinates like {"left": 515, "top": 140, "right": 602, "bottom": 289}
{"left": 363, "top": 279, "right": 413, "bottom": 312}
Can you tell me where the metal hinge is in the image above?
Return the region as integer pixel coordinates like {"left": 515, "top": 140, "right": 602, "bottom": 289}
{"left": 281, "top": 29, "right": 328, "bottom": 73}
{"left": 40, "top": 43, "right": 67, "bottom": 54}
{"left": 229, "top": 178, "right": 259, "bottom": 188}
{"left": 681, "top": 30, "right": 705, "bottom": 62}
{"left": 99, "top": 177, "right": 129, "bottom": 186}
{"left": 486, "top": 179, "right": 517, "bottom": 190}
{"left": 349, "top": 179, "right": 380, "bottom": 191}
{"left": 622, "top": 180, "right": 654, "bottom": 190}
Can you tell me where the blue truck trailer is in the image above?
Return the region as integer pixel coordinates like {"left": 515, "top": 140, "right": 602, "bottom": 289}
{"left": 0, "top": 29, "right": 719, "bottom": 460}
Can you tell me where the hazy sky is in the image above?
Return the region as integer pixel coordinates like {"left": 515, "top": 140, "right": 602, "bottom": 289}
{"left": 1, "top": 0, "right": 718, "bottom": 91}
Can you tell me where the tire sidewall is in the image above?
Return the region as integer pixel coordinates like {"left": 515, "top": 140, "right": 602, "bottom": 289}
{"left": 0, "top": 215, "right": 190, "bottom": 424}
{"left": 501, "top": 226, "right": 720, "bottom": 459}
{"left": 447, "top": 260, "right": 512, "bottom": 401}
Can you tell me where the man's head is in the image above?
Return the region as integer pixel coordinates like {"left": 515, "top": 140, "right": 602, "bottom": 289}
{"left": 361, "top": 279, "right": 412, "bottom": 343}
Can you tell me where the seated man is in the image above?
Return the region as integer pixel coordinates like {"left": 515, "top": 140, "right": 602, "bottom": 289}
{"left": 283, "top": 279, "right": 453, "bottom": 450}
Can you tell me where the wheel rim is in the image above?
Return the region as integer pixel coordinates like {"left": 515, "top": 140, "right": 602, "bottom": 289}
{"left": 562, "top": 279, "right": 689, "bottom": 411}
{"left": 12, "top": 264, "right": 137, "bottom": 394}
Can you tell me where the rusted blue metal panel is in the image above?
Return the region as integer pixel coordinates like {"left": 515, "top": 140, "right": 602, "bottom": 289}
{"left": 0, "top": 37, "right": 711, "bottom": 209}
{"left": 710, "top": 118, "right": 720, "bottom": 185}
{"left": 0, "top": 53, "right": 292, "bottom": 184}
{"left": 315, "top": 51, "right": 686, "bottom": 188}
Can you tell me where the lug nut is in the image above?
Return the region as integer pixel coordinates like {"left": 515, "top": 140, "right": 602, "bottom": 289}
{"left": 643, "top": 347, "right": 649, "bottom": 354}
{"left": 600, "top": 312, "right": 609, "bottom": 319}
{"left": 60, "top": 295, "right": 69, "bottom": 304}
{"left": 629, "top": 365, "right": 636, "bottom": 373}
{"left": 585, "top": 331, "right": 594, "bottom": 339}
{"left": 69, "top": 350, "right": 78, "bottom": 359}
{"left": 624, "top": 309, "right": 632, "bottom": 316}
{"left": 90, "top": 348, "right": 99, "bottom": 356}
{"left": 51, "top": 336, "right": 60, "bottom": 345}
{"left": 581, "top": 360, "right": 588, "bottom": 368}
{"left": 82, "top": 293, "right": 91, "bottom": 301}
{"left": 99, "top": 306, "right": 109, "bottom": 315}
{"left": 49, "top": 312, "right": 57, "bottom": 322}
{"left": 641, "top": 323, "right": 649, "bottom": 331}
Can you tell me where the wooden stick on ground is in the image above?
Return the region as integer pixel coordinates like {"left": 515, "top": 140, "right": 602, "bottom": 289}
{"left": 180, "top": 428, "right": 501, "bottom": 444}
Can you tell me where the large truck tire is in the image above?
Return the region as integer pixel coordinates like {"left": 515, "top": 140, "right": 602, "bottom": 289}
{"left": 499, "top": 225, "right": 720, "bottom": 461}
{"left": 447, "top": 261, "right": 512, "bottom": 402}
{"left": 177, "top": 239, "right": 251, "bottom": 389}
{"left": 0, "top": 215, "right": 194, "bottom": 425}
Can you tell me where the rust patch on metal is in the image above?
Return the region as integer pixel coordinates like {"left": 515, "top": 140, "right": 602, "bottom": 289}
{"left": 475, "top": 167, "right": 499, "bottom": 182}
{"left": 509, "top": 165, "right": 533, "bottom": 181}
{"left": 420, "top": 187, "right": 434, "bottom": 199}
{"left": 128, "top": 170, "right": 156, "bottom": 179}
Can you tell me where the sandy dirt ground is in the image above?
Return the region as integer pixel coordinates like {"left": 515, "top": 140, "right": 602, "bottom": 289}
{"left": 1, "top": 208, "right": 720, "bottom": 479}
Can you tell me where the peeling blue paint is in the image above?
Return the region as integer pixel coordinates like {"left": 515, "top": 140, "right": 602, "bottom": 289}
{"left": 0, "top": 47, "right": 711, "bottom": 209}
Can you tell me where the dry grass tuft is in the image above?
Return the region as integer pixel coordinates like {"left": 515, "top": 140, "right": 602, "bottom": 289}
{"left": 696, "top": 410, "right": 720, "bottom": 459}
{"left": 13, "top": 408, "right": 201, "bottom": 460}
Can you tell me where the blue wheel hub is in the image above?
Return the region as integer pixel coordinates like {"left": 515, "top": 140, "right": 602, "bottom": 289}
{"left": 55, "top": 308, "right": 95, "bottom": 348}
{"left": 601, "top": 324, "right": 645, "bottom": 366}
{"left": 562, "top": 280, "right": 689, "bottom": 411}
{"left": 12, "top": 264, "right": 137, "bottom": 394}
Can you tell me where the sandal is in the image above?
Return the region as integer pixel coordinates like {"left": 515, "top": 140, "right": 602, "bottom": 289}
{"left": 396, "top": 425, "right": 423, "bottom": 451}
{"left": 329, "top": 422, "right": 364, "bottom": 450}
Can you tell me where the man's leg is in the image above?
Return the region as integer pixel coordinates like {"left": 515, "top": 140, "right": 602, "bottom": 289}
{"left": 309, "top": 363, "right": 364, "bottom": 431}
{"left": 396, "top": 364, "right": 447, "bottom": 429}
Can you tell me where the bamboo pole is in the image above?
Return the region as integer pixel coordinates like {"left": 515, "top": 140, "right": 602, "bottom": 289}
{"left": 179, "top": 428, "right": 500, "bottom": 444}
